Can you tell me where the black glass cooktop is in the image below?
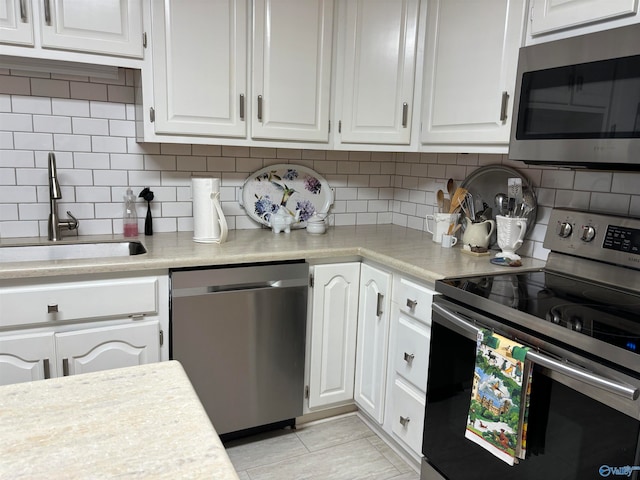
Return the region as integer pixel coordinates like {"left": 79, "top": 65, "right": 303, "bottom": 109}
{"left": 437, "top": 271, "right": 640, "bottom": 357}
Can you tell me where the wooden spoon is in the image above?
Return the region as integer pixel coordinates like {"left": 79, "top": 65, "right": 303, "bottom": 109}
{"left": 449, "top": 187, "right": 469, "bottom": 214}
{"left": 446, "top": 178, "right": 455, "bottom": 202}
{"left": 436, "top": 190, "right": 445, "bottom": 213}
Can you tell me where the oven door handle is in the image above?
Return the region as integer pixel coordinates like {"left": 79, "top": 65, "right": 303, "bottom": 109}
{"left": 433, "top": 303, "right": 640, "bottom": 401}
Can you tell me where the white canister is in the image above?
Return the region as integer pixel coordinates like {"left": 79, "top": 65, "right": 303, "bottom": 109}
{"left": 426, "top": 213, "right": 460, "bottom": 243}
{"left": 192, "top": 177, "right": 228, "bottom": 243}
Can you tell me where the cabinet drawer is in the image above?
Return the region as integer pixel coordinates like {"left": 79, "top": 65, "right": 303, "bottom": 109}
{"left": 391, "top": 379, "right": 425, "bottom": 455}
{"left": 0, "top": 277, "right": 158, "bottom": 328}
{"left": 393, "top": 276, "right": 435, "bottom": 323}
{"left": 394, "top": 313, "right": 430, "bottom": 391}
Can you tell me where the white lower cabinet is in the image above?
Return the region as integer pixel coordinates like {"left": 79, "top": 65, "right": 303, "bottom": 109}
{"left": 307, "top": 262, "right": 360, "bottom": 409}
{"left": 383, "top": 275, "right": 436, "bottom": 460}
{"left": 0, "top": 272, "right": 168, "bottom": 387}
{"left": 354, "top": 263, "right": 391, "bottom": 423}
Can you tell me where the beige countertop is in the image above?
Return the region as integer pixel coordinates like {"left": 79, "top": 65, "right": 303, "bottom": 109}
{"left": 0, "top": 225, "right": 545, "bottom": 285}
{"left": 0, "top": 361, "right": 239, "bottom": 480}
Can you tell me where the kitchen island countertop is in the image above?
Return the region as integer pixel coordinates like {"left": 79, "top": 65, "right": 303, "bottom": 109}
{"left": 0, "top": 225, "right": 546, "bottom": 285}
{"left": 0, "top": 361, "right": 239, "bottom": 480}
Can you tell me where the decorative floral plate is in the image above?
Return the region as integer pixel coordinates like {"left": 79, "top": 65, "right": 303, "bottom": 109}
{"left": 241, "top": 164, "right": 333, "bottom": 228}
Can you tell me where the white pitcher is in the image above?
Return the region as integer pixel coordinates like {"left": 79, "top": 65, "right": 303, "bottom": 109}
{"left": 462, "top": 218, "right": 495, "bottom": 248}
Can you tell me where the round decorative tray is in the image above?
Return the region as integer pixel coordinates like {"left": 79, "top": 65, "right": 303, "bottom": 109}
{"left": 241, "top": 164, "right": 333, "bottom": 228}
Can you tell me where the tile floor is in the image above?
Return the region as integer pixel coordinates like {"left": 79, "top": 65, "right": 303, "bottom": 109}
{"left": 224, "top": 414, "right": 420, "bottom": 480}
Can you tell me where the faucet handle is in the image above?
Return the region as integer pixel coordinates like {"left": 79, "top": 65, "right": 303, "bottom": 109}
{"left": 65, "top": 211, "right": 79, "bottom": 231}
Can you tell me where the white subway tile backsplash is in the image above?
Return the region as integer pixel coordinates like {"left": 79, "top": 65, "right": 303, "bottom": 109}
{"left": 31, "top": 78, "right": 70, "bottom": 98}
{"left": 0, "top": 132, "right": 13, "bottom": 149}
{"left": 74, "top": 152, "right": 110, "bottom": 169}
{"left": 128, "top": 170, "right": 161, "bottom": 187}
{"left": 574, "top": 171, "right": 612, "bottom": 192}
{"left": 611, "top": 172, "right": 640, "bottom": 194}
{"left": 590, "top": 192, "right": 630, "bottom": 215}
{"left": 0, "top": 220, "right": 39, "bottom": 238}
{"left": 0, "top": 95, "right": 12, "bottom": 112}
{"left": 0, "top": 204, "right": 18, "bottom": 220}
{"left": 70, "top": 82, "right": 108, "bottom": 101}
{"left": 109, "top": 119, "right": 135, "bottom": 137}
{"left": 54, "top": 133, "right": 91, "bottom": 152}
{"left": 33, "top": 115, "right": 71, "bottom": 134}
{"left": 90, "top": 101, "right": 126, "bottom": 119}
{"left": 72, "top": 117, "right": 109, "bottom": 135}
{"left": 0, "top": 185, "right": 37, "bottom": 202}
{"left": 92, "top": 135, "right": 127, "bottom": 153}
{"left": 111, "top": 153, "right": 144, "bottom": 170}
{"left": 93, "top": 169, "right": 127, "bottom": 186}
{"left": 52, "top": 98, "right": 90, "bottom": 117}
{"left": 144, "top": 154, "right": 176, "bottom": 171}
{"left": 15, "top": 168, "right": 45, "bottom": 185}
{"left": 14, "top": 132, "right": 53, "bottom": 150}
{"left": 17, "top": 203, "right": 48, "bottom": 220}
{"left": 0, "top": 76, "right": 30, "bottom": 95}
{"left": 0, "top": 168, "right": 15, "bottom": 184}
{"left": 58, "top": 168, "right": 93, "bottom": 186}
{"left": 12, "top": 95, "right": 51, "bottom": 114}
{"left": 0, "top": 112, "right": 32, "bottom": 132}
{"left": 76, "top": 186, "right": 111, "bottom": 202}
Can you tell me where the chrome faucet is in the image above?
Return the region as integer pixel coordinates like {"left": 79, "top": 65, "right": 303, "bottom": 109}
{"left": 48, "top": 152, "right": 79, "bottom": 241}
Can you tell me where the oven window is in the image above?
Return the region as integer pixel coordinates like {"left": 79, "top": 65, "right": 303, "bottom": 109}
{"left": 516, "top": 55, "right": 640, "bottom": 140}
{"left": 423, "top": 320, "right": 640, "bottom": 480}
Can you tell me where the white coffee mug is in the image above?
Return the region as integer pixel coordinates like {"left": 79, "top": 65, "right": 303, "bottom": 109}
{"left": 441, "top": 234, "right": 458, "bottom": 248}
{"left": 496, "top": 215, "right": 527, "bottom": 259}
{"left": 426, "top": 213, "right": 460, "bottom": 243}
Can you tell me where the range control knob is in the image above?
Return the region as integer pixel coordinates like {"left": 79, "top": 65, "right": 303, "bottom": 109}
{"left": 569, "top": 317, "right": 583, "bottom": 333}
{"left": 546, "top": 309, "right": 562, "bottom": 324}
{"left": 581, "top": 225, "right": 596, "bottom": 242}
{"left": 558, "top": 221, "right": 573, "bottom": 238}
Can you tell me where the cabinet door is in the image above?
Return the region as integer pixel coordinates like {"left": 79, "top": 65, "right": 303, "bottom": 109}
{"left": 308, "top": 262, "right": 360, "bottom": 409}
{"left": 0, "top": 332, "right": 56, "bottom": 385}
{"left": 420, "top": 0, "right": 526, "bottom": 147}
{"left": 354, "top": 264, "right": 391, "bottom": 423}
{"left": 55, "top": 321, "right": 159, "bottom": 376}
{"left": 151, "top": 0, "right": 248, "bottom": 137}
{"left": 0, "top": 0, "right": 34, "bottom": 45}
{"left": 336, "top": 0, "right": 419, "bottom": 145}
{"left": 529, "top": 0, "right": 638, "bottom": 36}
{"left": 252, "top": 0, "right": 333, "bottom": 142}
{"left": 39, "top": 0, "right": 143, "bottom": 58}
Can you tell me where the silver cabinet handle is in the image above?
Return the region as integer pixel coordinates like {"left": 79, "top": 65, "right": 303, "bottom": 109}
{"left": 19, "top": 0, "right": 27, "bottom": 22}
{"left": 239, "top": 94, "right": 245, "bottom": 121}
{"left": 399, "top": 416, "right": 410, "bottom": 427}
{"left": 500, "top": 91, "right": 509, "bottom": 122}
{"left": 62, "top": 358, "right": 69, "bottom": 376}
{"left": 257, "top": 95, "right": 263, "bottom": 121}
{"left": 47, "top": 304, "right": 58, "bottom": 313}
{"left": 406, "top": 298, "right": 417, "bottom": 310}
{"left": 376, "top": 292, "right": 384, "bottom": 317}
{"left": 44, "top": 0, "right": 52, "bottom": 25}
{"left": 404, "top": 352, "right": 415, "bottom": 364}
{"left": 432, "top": 303, "right": 640, "bottom": 401}
{"left": 402, "top": 102, "right": 408, "bottom": 128}
{"left": 43, "top": 359, "right": 50, "bottom": 379}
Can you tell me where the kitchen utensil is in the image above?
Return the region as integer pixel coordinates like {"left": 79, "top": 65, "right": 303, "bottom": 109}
{"left": 436, "top": 190, "right": 445, "bottom": 213}
{"left": 446, "top": 178, "right": 455, "bottom": 203}
{"left": 496, "top": 215, "right": 527, "bottom": 260}
{"left": 441, "top": 234, "right": 458, "bottom": 248}
{"left": 449, "top": 187, "right": 469, "bottom": 215}
{"left": 426, "top": 213, "right": 460, "bottom": 243}
{"left": 192, "top": 177, "right": 228, "bottom": 244}
{"left": 139, "top": 187, "right": 154, "bottom": 236}
{"left": 461, "top": 218, "right": 495, "bottom": 249}
{"left": 494, "top": 192, "right": 507, "bottom": 217}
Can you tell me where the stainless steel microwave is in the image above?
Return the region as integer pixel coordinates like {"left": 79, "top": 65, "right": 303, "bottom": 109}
{"left": 509, "top": 23, "right": 640, "bottom": 170}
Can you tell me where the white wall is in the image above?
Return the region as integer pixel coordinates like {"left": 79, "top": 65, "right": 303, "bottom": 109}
{"left": 1, "top": 68, "right": 639, "bottom": 261}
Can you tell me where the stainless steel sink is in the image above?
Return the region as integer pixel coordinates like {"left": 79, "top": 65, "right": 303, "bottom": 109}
{"left": 0, "top": 241, "right": 146, "bottom": 263}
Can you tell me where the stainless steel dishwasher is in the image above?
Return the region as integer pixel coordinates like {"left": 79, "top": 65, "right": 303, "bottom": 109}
{"left": 170, "top": 261, "right": 308, "bottom": 436}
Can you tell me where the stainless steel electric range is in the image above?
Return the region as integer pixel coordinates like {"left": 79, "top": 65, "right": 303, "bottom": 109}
{"left": 421, "top": 208, "right": 640, "bottom": 480}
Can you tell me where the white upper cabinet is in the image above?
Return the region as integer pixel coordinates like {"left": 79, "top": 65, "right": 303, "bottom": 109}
{"left": 420, "top": 0, "right": 526, "bottom": 151}
{"left": 0, "top": 0, "right": 34, "bottom": 45}
{"left": 0, "top": 0, "right": 143, "bottom": 59}
{"left": 251, "top": 0, "right": 334, "bottom": 142}
{"left": 150, "top": 0, "right": 247, "bottom": 137}
{"left": 40, "top": 0, "right": 143, "bottom": 58}
{"left": 529, "top": 0, "right": 639, "bottom": 37}
{"left": 334, "top": 0, "right": 420, "bottom": 146}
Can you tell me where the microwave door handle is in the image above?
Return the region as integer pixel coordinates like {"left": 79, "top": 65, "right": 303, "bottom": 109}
{"left": 526, "top": 351, "right": 639, "bottom": 401}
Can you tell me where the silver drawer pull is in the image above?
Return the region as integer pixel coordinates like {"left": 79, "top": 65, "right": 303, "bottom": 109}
{"left": 376, "top": 292, "right": 384, "bottom": 317}
{"left": 43, "top": 359, "right": 50, "bottom": 379}
{"left": 403, "top": 352, "right": 415, "bottom": 364}
{"left": 406, "top": 298, "right": 417, "bottom": 310}
{"left": 47, "top": 304, "right": 58, "bottom": 313}
{"left": 399, "top": 416, "right": 410, "bottom": 427}
{"left": 62, "top": 358, "right": 69, "bottom": 376}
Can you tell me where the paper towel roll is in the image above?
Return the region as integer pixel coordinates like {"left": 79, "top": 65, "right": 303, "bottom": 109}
{"left": 192, "top": 177, "right": 225, "bottom": 243}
